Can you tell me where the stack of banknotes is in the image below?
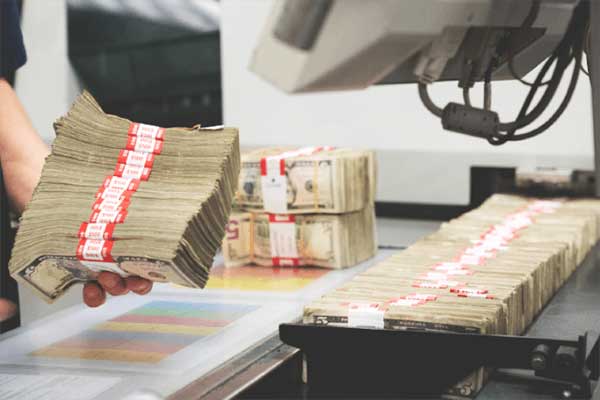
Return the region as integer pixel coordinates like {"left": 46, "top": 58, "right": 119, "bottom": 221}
{"left": 303, "top": 194, "right": 600, "bottom": 397}
{"left": 223, "top": 146, "right": 377, "bottom": 269}
{"left": 9, "top": 92, "right": 240, "bottom": 302}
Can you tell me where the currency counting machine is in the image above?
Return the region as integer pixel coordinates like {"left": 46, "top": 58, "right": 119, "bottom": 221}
{"left": 242, "top": 0, "right": 600, "bottom": 398}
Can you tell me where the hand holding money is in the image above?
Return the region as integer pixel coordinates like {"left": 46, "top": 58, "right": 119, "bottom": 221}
{"left": 9, "top": 92, "right": 240, "bottom": 303}
{"left": 0, "top": 298, "right": 16, "bottom": 321}
{"left": 83, "top": 272, "right": 153, "bottom": 307}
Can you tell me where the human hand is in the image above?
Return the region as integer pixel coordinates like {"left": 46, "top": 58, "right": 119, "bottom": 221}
{"left": 0, "top": 298, "right": 16, "bottom": 321}
{"left": 83, "top": 272, "right": 153, "bottom": 307}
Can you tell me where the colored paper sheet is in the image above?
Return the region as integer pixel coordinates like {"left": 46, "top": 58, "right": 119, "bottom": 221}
{"left": 31, "top": 301, "right": 257, "bottom": 364}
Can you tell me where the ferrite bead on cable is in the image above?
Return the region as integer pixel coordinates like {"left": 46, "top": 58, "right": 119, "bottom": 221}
{"left": 442, "top": 103, "right": 500, "bottom": 139}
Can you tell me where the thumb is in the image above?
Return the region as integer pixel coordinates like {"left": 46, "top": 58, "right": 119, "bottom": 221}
{"left": 0, "top": 298, "right": 16, "bottom": 322}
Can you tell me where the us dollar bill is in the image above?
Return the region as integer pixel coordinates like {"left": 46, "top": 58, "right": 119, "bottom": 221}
{"left": 223, "top": 206, "right": 377, "bottom": 269}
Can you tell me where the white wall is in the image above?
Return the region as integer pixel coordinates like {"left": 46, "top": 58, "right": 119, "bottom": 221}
{"left": 221, "top": 0, "right": 594, "bottom": 205}
{"left": 15, "top": 0, "right": 82, "bottom": 144}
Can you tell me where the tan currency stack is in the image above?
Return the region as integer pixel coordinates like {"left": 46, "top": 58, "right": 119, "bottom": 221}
{"left": 9, "top": 92, "right": 240, "bottom": 303}
{"left": 303, "top": 194, "right": 600, "bottom": 397}
{"left": 223, "top": 146, "right": 378, "bottom": 269}
{"left": 235, "top": 147, "right": 376, "bottom": 214}
{"left": 222, "top": 206, "right": 377, "bottom": 269}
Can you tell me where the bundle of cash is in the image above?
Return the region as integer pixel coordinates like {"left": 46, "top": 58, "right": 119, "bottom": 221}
{"left": 9, "top": 92, "right": 240, "bottom": 303}
{"left": 303, "top": 194, "right": 600, "bottom": 397}
{"left": 235, "top": 147, "right": 376, "bottom": 214}
{"left": 222, "top": 206, "right": 377, "bottom": 269}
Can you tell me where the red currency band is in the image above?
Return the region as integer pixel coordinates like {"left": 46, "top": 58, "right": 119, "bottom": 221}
{"left": 125, "top": 135, "right": 164, "bottom": 155}
{"left": 403, "top": 293, "right": 437, "bottom": 302}
{"left": 117, "top": 150, "right": 155, "bottom": 168}
{"left": 390, "top": 298, "right": 426, "bottom": 307}
{"left": 260, "top": 158, "right": 285, "bottom": 176}
{"left": 76, "top": 239, "right": 115, "bottom": 262}
{"left": 457, "top": 293, "right": 495, "bottom": 299}
{"left": 89, "top": 209, "right": 128, "bottom": 224}
{"left": 128, "top": 122, "right": 165, "bottom": 140}
{"left": 92, "top": 195, "right": 131, "bottom": 211}
{"left": 268, "top": 214, "right": 296, "bottom": 223}
{"left": 95, "top": 177, "right": 140, "bottom": 200}
{"left": 95, "top": 188, "right": 136, "bottom": 202}
{"left": 272, "top": 257, "right": 299, "bottom": 267}
{"left": 78, "top": 222, "right": 116, "bottom": 240}
{"left": 445, "top": 269, "right": 474, "bottom": 276}
{"left": 411, "top": 281, "right": 448, "bottom": 289}
{"left": 432, "top": 262, "right": 468, "bottom": 271}
{"left": 114, "top": 163, "right": 152, "bottom": 181}
{"left": 450, "top": 287, "right": 489, "bottom": 295}
{"left": 101, "top": 176, "right": 141, "bottom": 191}
{"left": 454, "top": 254, "right": 486, "bottom": 266}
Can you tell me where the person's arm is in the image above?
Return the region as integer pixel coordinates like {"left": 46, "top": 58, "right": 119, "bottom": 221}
{"left": 0, "top": 78, "right": 49, "bottom": 212}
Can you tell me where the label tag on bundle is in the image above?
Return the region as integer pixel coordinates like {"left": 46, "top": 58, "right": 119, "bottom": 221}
{"left": 268, "top": 214, "right": 299, "bottom": 266}
{"left": 76, "top": 239, "right": 114, "bottom": 262}
{"left": 76, "top": 240, "right": 127, "bottom": 275}
{"left": 457, "top": 292, "right": 495, "bottom": 300}
{"left": 260, "top": 146, "right": 334, "bottom": 213}
{"left": 78, "top": 222, "right": 115, "bottom": 240}
{"left": 114, "top": 163, "right": 151, "bottom": 181}
{"left": 126, "top": 136, "right": 164, "bottom": 155}
{"left": 450, "top": 287, "right": 488, "bottom": 295}
{"left": 260, "top": 158, "right": 287, "bottom": 213}
{"left": 528, "top": 200, "right": 562, "bottom": 213}
{"left": 128, "top": 123, "right": 165, "bottom": 140}
{"left": 412, "top": 280, "right": 448, "bottom": 289}
{"left": 347, "top": 303, "right": 384, "bottom": 329}
{"left": 402, "top": 293, "right": 437, "bottom": 302}
{"left": 92, "top": 195, "right": 131, "bottom": 212}
{"left": 96, "top": 177, "right": 139, "bottom": 200}
{"left": 388, "top": 298, "right": 426, "bottom": 307}
{"left": 118, "top": 150, "right": 155, "bottom": 168}
{"left": 455, "top": 253, "right": 485, "bottom": 266}
{"left": 89, "top": 209, "right": 127, "bottom": 224}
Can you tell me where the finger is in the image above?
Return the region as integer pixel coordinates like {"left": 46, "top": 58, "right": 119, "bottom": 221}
{"left": 0, "top": 299, "right": 16, "bottom": 321}
{"left": 125, "top": 276, "right": 153, "bottom": 295}
{"left": 83, "top": 282, "right": 106, "bottom": 308}
{"left": 97, "top": 272, "right": 129, "bottom": 296}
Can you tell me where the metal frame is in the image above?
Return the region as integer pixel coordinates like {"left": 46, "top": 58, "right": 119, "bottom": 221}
{"left": 279, "top": 324, "right": 599, "bottom": 399}
{"left": 589, "top": 0, "right": 600, "bottom": 197}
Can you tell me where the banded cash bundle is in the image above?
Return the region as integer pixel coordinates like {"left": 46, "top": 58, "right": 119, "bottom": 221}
{"left": 235, "top": 147, "right": 376, "bottom": 214}
{"left": 222, "top": 206, "right": 377, "bottom": 269}
{"left": 9, "top": 92, "right": 240, "bottom": 303}
{"left": 304, "top": 194, "right": 600, "bottom": 397}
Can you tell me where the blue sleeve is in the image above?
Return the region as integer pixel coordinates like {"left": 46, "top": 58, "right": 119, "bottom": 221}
{"left": 0, "top": 0, "right": 27, "bottom": 78}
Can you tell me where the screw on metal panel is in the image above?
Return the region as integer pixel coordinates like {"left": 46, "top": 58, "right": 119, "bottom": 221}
{"left": 562, "top": 389, "right": 572, "bottom": 399}
{"left": 531, "top": 353, "right": 547, "bottom": 371}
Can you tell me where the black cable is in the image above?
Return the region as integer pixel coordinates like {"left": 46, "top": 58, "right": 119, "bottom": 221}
{"left": 509, "top": 33, "right": 584, "bottom": 140}
{"left": 492, "top": 3, "right": 586, "bottom": 143}
{"left": 497, "top": 1, "right": 584, "bottom": 133}
{"left": 507, "top": 0, "right": 552, "bottom": 87}
{"left": 498, "top": 46, "right": 570, "bottom": 132}
{"left": 488, "top": 53, "right": 558, "bottom": 145}
{"left": 483, "top": 64, "right": 493, "bottom": 110}
{"left": 418, "top": 82, "right": 443, "bottom": 117}
{"left": 462, "top": 87, "right": 472, "bottom": 107}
